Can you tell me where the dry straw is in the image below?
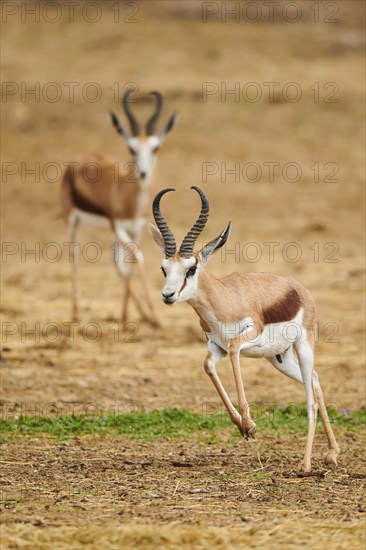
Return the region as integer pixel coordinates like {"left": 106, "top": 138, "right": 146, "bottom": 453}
{"left": 1, "top": 520, "right": 365, "bottom": 550}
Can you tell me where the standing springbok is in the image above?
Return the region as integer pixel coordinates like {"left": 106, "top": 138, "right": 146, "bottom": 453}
{"left": 149, "top": 186, "right": 339, "bottom": 472}
{"left": 61, "top": 89, "right": 178, "bottom": 326}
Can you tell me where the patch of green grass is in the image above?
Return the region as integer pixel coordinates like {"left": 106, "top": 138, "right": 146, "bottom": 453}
{"left": 0, "top": 406, "right": 364, "bottom": 440}
{"left": 247, "top": 403, "right": 366, "bottom": 433}
{"left": 0, "top": 409, "right": 228, "bottom": 440}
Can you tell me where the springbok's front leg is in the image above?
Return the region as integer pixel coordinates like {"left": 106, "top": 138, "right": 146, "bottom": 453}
{"left": 69, "top": 214, "right": 80, "bottom": 321}
{"left": 226, "top": 329, "right": 264, "bottom": 438}
{"left": 203, "top": 341, "right": 243, "bottom": 432}
{"left": 227, "top": 342, "right": 257, "bottom": 439}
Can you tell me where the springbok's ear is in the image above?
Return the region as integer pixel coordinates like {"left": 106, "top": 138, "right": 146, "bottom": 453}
{"left": 110, "top": 111, "right": 129, "bottom": 139}
{"left": 199, "top": 222, "right": 231, "bottom": 264}
{"left": 158, "top": 112, "right": 179, "bottom": 139}
{"left": 148, "top": 223, "right": 166, "bottom": 253}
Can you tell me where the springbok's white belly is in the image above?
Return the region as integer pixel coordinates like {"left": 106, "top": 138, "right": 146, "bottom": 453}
{"left": 71, "top": 209, "right": 146, "bottom": 242}
{"left": 73, "top": 209, "right": 109, "bottom": 228}
{"left": 206, "top": 309, "right": 304, "bottom": 358}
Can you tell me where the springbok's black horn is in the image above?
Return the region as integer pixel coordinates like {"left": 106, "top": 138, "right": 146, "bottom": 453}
{"left": 152, "top": 188, "right": 177, "bottom": 258}
{"left": 122, "top": 88, "right": 140, "bottom": 136}
{"left": 146, "top": 91, "right": 163, "bottom": 135}
{"left": 179, "top": 186, "right": 209, "bottom": 258}
{"left": 110, "top": 111, "right": 124, "bottom": 135}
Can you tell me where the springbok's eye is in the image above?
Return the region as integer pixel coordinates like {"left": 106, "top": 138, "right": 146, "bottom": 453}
{"left": 161, "top": 267, "right": 167, "bottom": 277}
{"left": 186, "top": 266, "right": 197, "bottom": 277}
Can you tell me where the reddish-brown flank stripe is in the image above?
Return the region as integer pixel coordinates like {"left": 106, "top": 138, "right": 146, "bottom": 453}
{"left": 69, "top": 171, "right": 105, "bottom": 217}
{"left": 263, "top": 288, "right": 302, "bottom": 325}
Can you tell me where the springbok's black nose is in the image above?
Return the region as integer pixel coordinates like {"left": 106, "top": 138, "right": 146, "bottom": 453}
{"left": 162, "top": 291, "right": 175, "bottom": 299}
{"left": 140, "top": 171, "right": 146, "bottom": 179}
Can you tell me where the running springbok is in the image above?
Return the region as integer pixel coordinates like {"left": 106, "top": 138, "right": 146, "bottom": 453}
{"left": 61, "top": 89, "right": 178, "bottom": 326}
{"left": 149, "top": 186, "right": 339, "bottom": 472}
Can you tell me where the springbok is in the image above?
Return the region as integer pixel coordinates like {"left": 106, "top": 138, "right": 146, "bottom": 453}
{"left": 149, "top": 186, "right": 339, "bottom": 472}
{"left": 61, "top": 89, "right": 178, "bottom": 326}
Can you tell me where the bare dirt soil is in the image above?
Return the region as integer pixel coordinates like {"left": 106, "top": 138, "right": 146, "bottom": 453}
{"left": 1, "top": 0, "right": 365, "bottom": 548}
{"left": 1, "top": 430, "right": 365, "bottom": 548}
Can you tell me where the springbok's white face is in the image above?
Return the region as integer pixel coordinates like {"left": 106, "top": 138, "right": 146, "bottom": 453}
{"left": 160, "top": 255, "right": 202, "bottom": 305}
{"left": 110, "top": 89, "right": 177, "bottom": 183}
{"left": 126, "top": 135, "right": 160, "bottom": 182}
{"left": 149, "top": 186, "right": 232, "bottom": 306}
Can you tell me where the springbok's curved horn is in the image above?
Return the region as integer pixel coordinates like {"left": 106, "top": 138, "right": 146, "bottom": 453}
{"left": 146, "top": 91, "right": 163, "bottom": 135}
{"left": 179, "top": 186, "right": 209, "bottom": 258}
{"left": 152, "top": 188, "right": 177, "bottom": 258}
{"left": 122, "top": 88, "right": 140, "bottom": 136}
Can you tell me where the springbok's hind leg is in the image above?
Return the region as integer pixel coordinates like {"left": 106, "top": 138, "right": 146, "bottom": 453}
{"left": 135, "top": 258, "right": 161, "bottom": 328}
{"left": 112, "top": 241, "right": 157, "bottom": 326}
{"left": 121, "top": 277, "right": 131, "bottom": 325}
{"left": 312, "top": 371, "right": 339, "bottom": 466}
{"left": 119, "top": 271, "right": 149, "bottom": 326}
{"left": 267, "top": 347, "right": 339, "bottom": 470}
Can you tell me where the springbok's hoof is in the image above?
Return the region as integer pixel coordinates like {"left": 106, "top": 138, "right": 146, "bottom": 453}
{"left": 149, "top": 320, "right": 162, "bottom": 329}
{"left": 243, "top": 422, "right": 257, "bottom": 440}
{"left": 298, "top": 461, "right": 311, "bottom": 473}
{"left": 324, "top": 450, "right": 338, "bottom": 467}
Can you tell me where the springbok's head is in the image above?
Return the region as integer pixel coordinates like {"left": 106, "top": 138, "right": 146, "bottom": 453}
{"left": 110, "top": 89, "right": 178, "bottom": 182}
{"left": 149, "top": 187, "right": 231, "bottom": 305}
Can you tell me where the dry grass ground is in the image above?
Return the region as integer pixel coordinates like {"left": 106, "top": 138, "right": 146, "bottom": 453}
{"left": 1, "top": 430, "right": 365, "bottom": 549}
{"left": 1, "top": 0, "right": 365, "bottom": 548}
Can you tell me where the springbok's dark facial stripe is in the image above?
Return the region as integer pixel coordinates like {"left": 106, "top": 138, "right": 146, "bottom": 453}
{"left": 178, "top": 258, "right": 198, "bottom": 295}
{"left": 179, "top": 278, "right": 187, "bottom": 295}
{"left": 263, "top": 288, "right": 301, "bottom": 325}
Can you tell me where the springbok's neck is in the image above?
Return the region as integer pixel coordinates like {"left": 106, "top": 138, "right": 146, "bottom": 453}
{"left": 187, "top": 269, "right": 219, "bottom": 322}
{"left": 135, "top": 176, "right": 152, "bottom": 218}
